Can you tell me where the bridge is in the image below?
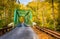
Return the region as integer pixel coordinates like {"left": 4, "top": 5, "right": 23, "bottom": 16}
{"left": 0, "top": 0, "right": 60, "bottom": 39}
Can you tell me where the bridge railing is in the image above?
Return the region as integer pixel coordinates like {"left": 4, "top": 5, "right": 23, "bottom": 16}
{"left": 0, "top": 26, "right": 13, "bottom": 36}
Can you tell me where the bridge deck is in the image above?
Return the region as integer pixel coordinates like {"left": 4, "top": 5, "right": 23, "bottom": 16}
{"left": 0, "top": 26, "right": 37, "bottom": 39}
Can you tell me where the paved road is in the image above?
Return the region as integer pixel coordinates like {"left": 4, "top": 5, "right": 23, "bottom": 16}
{"left": 0, "top": 24, "right": 37, "bottom": 39}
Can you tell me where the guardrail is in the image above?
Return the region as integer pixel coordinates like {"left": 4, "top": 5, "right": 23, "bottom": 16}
{"left": 0, "top": 26, "right": 13, "bottom": 36}
{"left": 35, "top": 26, "right": 60, "bottom": 39}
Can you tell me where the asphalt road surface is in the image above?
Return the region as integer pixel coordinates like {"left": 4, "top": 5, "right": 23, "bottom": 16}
{"left": 0, "top": 24, "right": 38, "bottom": 39}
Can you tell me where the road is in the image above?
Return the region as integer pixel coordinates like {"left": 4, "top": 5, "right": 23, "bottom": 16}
{"left": 0, "top": 24, "right": 37, "bottom": 39}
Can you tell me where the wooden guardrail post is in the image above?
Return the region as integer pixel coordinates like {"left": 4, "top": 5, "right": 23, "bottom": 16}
{"left": 0, "top": 26, "right": 13, "bottom": 36}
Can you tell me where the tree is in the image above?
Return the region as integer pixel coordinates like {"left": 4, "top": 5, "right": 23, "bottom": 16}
{"left": 0, "top": 0, "right": 18, "bottom": 28}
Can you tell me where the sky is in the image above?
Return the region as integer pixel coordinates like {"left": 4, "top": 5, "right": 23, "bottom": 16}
{"left": 17, "top": 0, "right": 45, "bottom": 5}
{"left": 19, "top": 0, "right": 32, "bottom": 5}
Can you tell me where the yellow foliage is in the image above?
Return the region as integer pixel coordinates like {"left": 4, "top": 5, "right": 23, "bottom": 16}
{"left": 27, "top": 1, "right": 59, "bottom": 27}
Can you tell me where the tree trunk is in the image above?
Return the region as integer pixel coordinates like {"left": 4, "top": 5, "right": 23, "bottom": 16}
{"left": 52, "top": 0, "right": 56, "bottom": 30}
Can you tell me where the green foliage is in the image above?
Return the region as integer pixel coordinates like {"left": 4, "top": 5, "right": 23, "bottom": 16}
{"left": 35, "top": 20, "right": 42, "bottom": 26}
{"left": 0, "top": 0, "right": 18, "bottom": 28}
{"left": 0, "top": 6, "right": 4, "bottom": 10}
{"left": 56, "top": 25, "right": 60, "bottom": 31}
{"left": 0, "top": 20, "right": 4, "bottom": 28}
{"left": 48, "top": 24, "right": 55, "bottom": 30}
